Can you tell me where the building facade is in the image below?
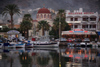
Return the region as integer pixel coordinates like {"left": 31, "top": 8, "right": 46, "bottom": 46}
{"left": 29, "top": 7, "right": 54, "bottom": 38}
{"left": 66, "top": 8, "right": 99, "bottom": 31}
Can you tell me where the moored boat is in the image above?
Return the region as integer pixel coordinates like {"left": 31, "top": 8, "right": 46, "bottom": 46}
{"left": 16, "top": 42, "right": 25, "bottom": 48}
{"left": 25, "top": 43, "right": 33, "bottom": 48}
{"left": 33, "top": 41, "right": 59, "bottom": 48}
{"left": 8, "top": 42, "right": 17, "bottom": 48}
{"left": 0, "top": 43, "right": 3, "bottom": 48}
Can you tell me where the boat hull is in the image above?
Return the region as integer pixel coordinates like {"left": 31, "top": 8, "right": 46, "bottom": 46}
{"left": 16, "top": 44, "right": 25, "bottom": 48}
{"left": 33, "top": 44, "right": 59, "bottom": 48}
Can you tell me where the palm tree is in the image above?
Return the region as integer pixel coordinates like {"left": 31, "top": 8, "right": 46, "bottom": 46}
{"left": 23, "top": 14, "right": 33, "bottom": 22}
{"left": 57, "top": 9, "right": 65, "bottom": 19}
{"left": 2, "top": 4, "right": 20, "bottom": 29}
{"left": 37, "top": 20, "right": 50, "bottom": 36}
{"left": 49, "top": 9, "right": 70, "bottom": 38}
{"left": 37, "top": 56, "right": 50, "bottom": 67}
{"left": 20, "top": 21, "right": 32, "bottom": 39}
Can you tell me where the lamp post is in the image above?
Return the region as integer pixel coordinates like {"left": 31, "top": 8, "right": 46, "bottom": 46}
{"left": 59, "top": 21, "right": 61, "bottom": 41}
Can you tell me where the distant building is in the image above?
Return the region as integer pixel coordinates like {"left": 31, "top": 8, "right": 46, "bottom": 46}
{"left": 29, "top": 7, "right": 54, "bottom": 38}
{"left": 65, "top": 8, "right": 99, "bottom": 31}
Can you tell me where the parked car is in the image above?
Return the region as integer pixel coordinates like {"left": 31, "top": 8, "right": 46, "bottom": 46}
{"left": 60, "top": 38, "right": 67, "bottom": 41}
{"left": 73, "top": 38, "right": 82, "bottom": 42}
{"left": 83, "top": 38, "right": 90, "bottom": 42}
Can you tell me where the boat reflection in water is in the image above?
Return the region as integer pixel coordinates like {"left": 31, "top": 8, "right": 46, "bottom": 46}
{"left": 0, "top": 47, "right": 100, "bottom": 67}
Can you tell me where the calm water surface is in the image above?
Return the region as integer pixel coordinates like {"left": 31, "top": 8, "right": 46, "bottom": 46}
{"left": 0, "top": 47, "right": 100, "bottom": 67}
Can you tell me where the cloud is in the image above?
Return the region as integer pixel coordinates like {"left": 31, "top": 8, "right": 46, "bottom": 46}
{"left": 0, "top": 0, "right": 99, "bottom": 24}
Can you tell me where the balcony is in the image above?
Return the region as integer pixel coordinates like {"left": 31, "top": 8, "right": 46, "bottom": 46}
{"left": 84, "top": 28, "right": 96, "bottom": 31}
{"left": 67, "top": 21, "right": 81, "bottom": 23}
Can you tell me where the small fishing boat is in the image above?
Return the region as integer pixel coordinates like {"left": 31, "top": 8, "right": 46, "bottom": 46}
{"left": 8, "top": 42, "right": 17, "bottom": 48}
{"left": 16, "top": 42, "right": 25, "bottom": 48}
{"left": 0, "top": 43, "right": 3, "bottom": 48}
{"left": 80, "top": 42, "right": 86, "bottom": 47}
{"left": 25, "top": 43, "right": 33, "bottom": 48}
{"left": 25, "top": 41, "right": 33, "bottom": 48}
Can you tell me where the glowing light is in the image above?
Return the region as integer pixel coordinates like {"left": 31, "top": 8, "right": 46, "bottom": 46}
{"left": 84, "top": 31, "right": 88, "bottom": 33}
{"left": 69, "top": 55, "right": 73, "bottom": 57}
{"left": 69, "top": 31, "right": 73, "bottom": 32}
{"left": 66, "top": 52, "right": 69, "bottom": 54}
{"left": 84, "top": 54, "right": 88, "bottom": 58}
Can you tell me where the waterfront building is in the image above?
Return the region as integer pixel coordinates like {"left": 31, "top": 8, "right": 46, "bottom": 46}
{"left": 65, "top": 8, "right": 99, "bottom": 31}
{"left": 61, "top": 8, "right": 99, "bottom": 39}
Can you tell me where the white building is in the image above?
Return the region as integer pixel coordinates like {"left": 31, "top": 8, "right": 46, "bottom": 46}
{"left": 66, "top": 8, "right": 99, "bottom": 31}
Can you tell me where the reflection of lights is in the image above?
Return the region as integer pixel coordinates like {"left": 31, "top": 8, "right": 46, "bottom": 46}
{"left": 84, "top": 54, "right": 88, "bottom": 58}
{"left": 22, "top": 57, "right": 24, "bottom": 60}
{"left": 71, "top": 50, "right": 73, "bottom": 54}
{"left": 89, "top": 57, "right": 91, "bottom": 60}
{"left": 61, "top": 52, "right": 64, "bottom": 55}
{"left": 85, "top": 50, "right": 87, "bottom": 54}
{"left": 66, "top": 52, "right": 69, "bottom": 54}
{"left": 89, "top": 50, "right": 91, "bottom": 55}
{"left": 92, "top": 57, "right": 94, "bottom": 60}
{"left": 75, "top": 57, "right": 80, "bottom": 59}
{"left": 0, "top": 54, "right": 2, "bottom": 60}
{"left": 69, "top": 55, "right": 73, "bottom": 57}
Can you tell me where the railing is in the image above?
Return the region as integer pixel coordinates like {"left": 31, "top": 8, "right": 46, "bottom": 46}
{"left": 84, "top": 28, "right": 96, "bottom": 30}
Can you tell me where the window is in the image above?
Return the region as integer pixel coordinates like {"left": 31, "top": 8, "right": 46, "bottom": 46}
{"left": 83, "top": 18, "right": 88, "bottom": 21}
{"left": 90, "top": 18, "right": 96, "bottom": 21}
{"left": 75, "top": 18, "right": 78, "bottom": 21}
{"left": 75, "top": 25, "right": 78, "bottom": 28}
{"left": 85, "top": 25, "right": 88, "bottom": 28}
{"left": 44, "top": 14, "right": 46, "bottom": 18}
{"left": 71, "top": 18, "right": 73, "bottom": 21}
{"left": 93, "top": 25, "right": 96, "bottom": 28}
{"left": 82, "top": 25, "right": 85, "bottom": 28}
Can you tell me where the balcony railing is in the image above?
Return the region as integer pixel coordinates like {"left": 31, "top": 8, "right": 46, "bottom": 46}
{"left": 84, "top": 28, "right": 96, "bottom": 31}
{"left": 71, "top": 28, "right": 96, "bottom": 31}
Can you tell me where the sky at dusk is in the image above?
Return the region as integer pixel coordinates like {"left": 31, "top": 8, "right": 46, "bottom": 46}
{"left": 0, "top": 0, "right": 100, "bottom": 24}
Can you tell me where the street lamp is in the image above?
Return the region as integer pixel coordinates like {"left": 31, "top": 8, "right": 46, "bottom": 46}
{"left": 59, "top": 20, "right": 61, "bottom": 41}
{"left": 59, "top": 13, "right": 64, "bottom": 41}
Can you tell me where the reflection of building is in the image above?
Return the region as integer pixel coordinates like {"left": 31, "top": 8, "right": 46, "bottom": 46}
{"left": 61, "top": 48, "right": 100, "bottom": 67}
{"left": 66, "top": 8, "right": 99, "bottom": 31}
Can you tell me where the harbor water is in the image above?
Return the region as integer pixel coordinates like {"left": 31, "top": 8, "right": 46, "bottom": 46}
{"left": 0, "top": 46, "right": 100, "bottom": 67}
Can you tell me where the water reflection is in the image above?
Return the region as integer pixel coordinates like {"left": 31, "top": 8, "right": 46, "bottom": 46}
{"left": 0, "top": 47, "right": 100, "bottom": 67}
{"left": 61, "top": 47, "right": 100, "bottom": 67}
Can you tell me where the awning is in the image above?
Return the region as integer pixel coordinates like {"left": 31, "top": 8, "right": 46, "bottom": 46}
{"left": 62, "top": 29, "right": 96, "bottom": 35}
{"left": 7, "top": 30, "right": 20, "bottom": 35}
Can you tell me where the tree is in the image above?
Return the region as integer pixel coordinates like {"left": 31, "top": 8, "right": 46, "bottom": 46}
{"left": 20, "top": 21, "right": 32, "bottom": 39}
{"left": 37, "top": 20, "right": 50, "bottom": 36}
{"left": 22, "top": 14, "right": 33, "bottom": 22}
{"left": 49, "top": 9, "right": 70, "bottom": 38}
{"left": 37, "top": 56, "right": 50, "bottom": 67}
{"left": 2, "top": 4, "right": 20, "bottom": 29}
